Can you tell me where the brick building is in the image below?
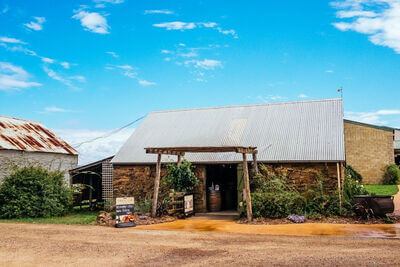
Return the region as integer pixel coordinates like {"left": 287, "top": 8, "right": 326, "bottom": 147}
{"left": 344, "top": 120, "right": 398, "bottom": 184}
{"left": 111, "top": 99, "right": 346, "bottom": 213}
{"left": 0, "top": 115, "right": 78, "bottom": 184}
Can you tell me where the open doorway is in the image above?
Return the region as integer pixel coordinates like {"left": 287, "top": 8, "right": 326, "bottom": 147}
{"left": 206, "top": 164, "right": 238, "bottom": 211}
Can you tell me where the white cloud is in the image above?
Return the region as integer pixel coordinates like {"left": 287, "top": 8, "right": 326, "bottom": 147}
{"left": 43, "top": 66, "right": 85, "bottom": 90}
{"left": 117, "top": 64, "right": 133, "bottom": 70}
{"left": 41, "top": 57, "right": 55, "bottom": 63}
{"left": 180, "top": 51, "right": 198, "bottom": 57}
{"left": 298, "top": 94, "right": 308, "bottom": 98}
{"left": 93, "top": 0, "right": 124, "bottom": 7}
{"left": 0, "top": 43, "right": 38, "bottom": 56}
{"left": 44, "top": 106, "right": 72, "bottom": 113}
{"left": 257, "top": 95, "right": 287, "bottom": 102}
{"left": 161, "top": 49, "right": 172, "bottom": 54}
{"left": 345, "top": 109, "right": 400, "bottom": 124}
{"left": 72, "top": 10, "right": 109, "bottom": 34}
{"left": 107, "top": 64, "right": 156, "bottom": 86}
{"left": 326, "top": 69, "right": 334, "bottom": 73}
{"left": 153, "top": 21, "right": 196, "bottom": 30}
{"left": 24, "top": 17, "right": 46, "bottom": 31}
{"left": 144, "top": 10, "right": 173, "bottom": 15}
{"left": 332, "top": 0, "right": 400, "bottom": 53}
{"left": 153, "top": 21, "right": 238, "bottom": 37}
{"left": 60, "top": 62, "right": 70, "bottom": 69}
{"left": 0, "top": 62, "right": 42, "bottom": 91}
{"left": 185, "top": 59, "right": 222, "bottom": 70}
{"left": 336, "top": 10, "right": 377, "bottom": 18}
{"left": 138, "top": 79, "right": 156, "bottom": 86}
{"left": 115, "top": 64, "right": 136, "bottom": 78}
{"left": 216, "top": 28, "right": 238, "bottom": 38}
{"left": 199, "top": 22, "right": 218, "bottom": 28}
{"left": 94, "top": 0, "right": 124, "bottom": 4}
{"left": 70, "top": 75, "right": 86, "bottom": 82}
{"left": 54, "top": 127, "right": 134, "bottom": 165}
{"left": 0, "top": 37, "right": 27, "bottom": 44}
{"left": 106, "top": 51, "right": 119, "bottom": 58}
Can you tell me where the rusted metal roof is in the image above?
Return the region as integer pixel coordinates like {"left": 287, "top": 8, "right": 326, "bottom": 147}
{"left": 0, "top": 115, "right": 78, "bottom": 155}
{"left": 112, "top": 98, "right": 345, "bottom": 164}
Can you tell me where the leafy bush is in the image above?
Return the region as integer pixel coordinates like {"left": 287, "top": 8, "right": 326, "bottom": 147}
{"left": 0, "top": 166, "right": 73, "bottom": 218}
{"left": 251, "top": 174, "right": 305, "bottom": 218}
{"left": 383, "top": 164, "right": 400, "bottom": 185}
{"left": 163, "top": 161, "right": 199, "bottom": 192}
{"left": 251, "top": 167, "right": 365, "bottom": 218}
{"left": 135, "top": 199, "right": 152, "bottom": 214}
{"left": 345, "top": 165, "right": 363, "bottom": 183}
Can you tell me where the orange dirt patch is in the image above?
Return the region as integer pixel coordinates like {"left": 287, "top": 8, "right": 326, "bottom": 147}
{"left": 1, "top": 222, "right": 400, "bottom": 266}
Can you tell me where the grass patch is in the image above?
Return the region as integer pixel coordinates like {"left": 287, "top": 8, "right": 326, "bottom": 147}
{"left": 0, "top": 209, "right": 98, "bottom": 225}
{"left": 364, "top": 185, "right": 399, "bottom": 196}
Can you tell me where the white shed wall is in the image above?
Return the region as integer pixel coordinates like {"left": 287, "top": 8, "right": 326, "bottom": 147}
{"left": 0, "top": 150, "right": 78, "bottom": 184}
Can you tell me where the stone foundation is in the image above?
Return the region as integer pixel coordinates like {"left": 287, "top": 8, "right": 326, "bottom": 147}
{"left": 113, "top": 164, "right": 207, "bottom": 212}
{"left": 256, "top": 162, "right": 341, "bottom": 192}
{"left": 113, "top": 162, "right": 342, "bottom": 214}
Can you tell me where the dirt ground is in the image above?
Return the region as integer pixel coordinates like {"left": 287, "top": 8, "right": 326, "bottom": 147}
{"left": 1, "top": 223, "right": 400, "bottom": 266}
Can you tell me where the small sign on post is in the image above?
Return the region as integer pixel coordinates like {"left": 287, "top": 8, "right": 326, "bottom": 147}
{"left": 115, "top": 197, "right": 136, "bottom": 228}
{"left": 184, "top": 194, "right": 194, "bottom": 217}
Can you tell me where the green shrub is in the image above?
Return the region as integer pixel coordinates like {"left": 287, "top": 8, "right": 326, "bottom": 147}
{"left": 383, "top": 164, "right": 400, "bottom": 185}
{"left": 251, "top": 167, "right": 363, "bottom": 218}
{"left": 0, "top": 166, "right": 73, "bottom": 218}
{"left": 251, "top": 174, "right": 305, "bottom": 218}
{"left": 345, "top": 165, "right": 363, "bottom": 183}
{"left": 163, "top": 161, "right": 199, "bottom": 192}
{"left": 135, "top": 199, "right": 152, "bottom": 214}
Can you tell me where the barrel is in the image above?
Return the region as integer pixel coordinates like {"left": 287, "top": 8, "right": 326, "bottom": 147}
{"left": 208, "top": 190, "right": 221, "bottom": 212}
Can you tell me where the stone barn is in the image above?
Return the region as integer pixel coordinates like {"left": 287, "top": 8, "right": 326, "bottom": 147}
{"left": 0, "top": 115, "right": 78, "bottom": 184}
{"left": 344, "top": 120, "right": 398, "bottom": 184}
{"left": 111, "top": 98, "right": 346, "bottom": 213}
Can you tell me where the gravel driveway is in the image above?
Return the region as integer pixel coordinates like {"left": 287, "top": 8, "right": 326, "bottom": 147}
{"left": 0, "top": 222, "right": 399, "bottom": 266}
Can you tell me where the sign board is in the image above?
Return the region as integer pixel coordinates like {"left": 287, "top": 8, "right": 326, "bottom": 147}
{"left": 184, "top": 194, "right": 194, "bottom": 216}
{"left": 115, "top": 197, "right": 136, "bottom": 228}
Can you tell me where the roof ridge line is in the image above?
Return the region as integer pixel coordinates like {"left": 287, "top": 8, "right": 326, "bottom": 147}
{"left": 150, "top": 98, "right": 342, "bottom": 114}
{"left": 0, "top": 114, "right": 40, "bottom": 124}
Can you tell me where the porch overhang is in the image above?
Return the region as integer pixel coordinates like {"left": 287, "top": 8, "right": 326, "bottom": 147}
{"left": 145, "top": 146, "right": 258, "bottom": 221}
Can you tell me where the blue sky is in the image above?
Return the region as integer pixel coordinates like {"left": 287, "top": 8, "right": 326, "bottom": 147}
{"left": 1, "top": 0, "right": 399, "bottom": 164}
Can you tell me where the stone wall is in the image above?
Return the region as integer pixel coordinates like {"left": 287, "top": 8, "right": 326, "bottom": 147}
{"left": 113, "top": 164, "right": 207, "bottom": 212}
{"left": 113, "top": 162, "right": 341, "bottom": 213}
{"left": 0, "top": 150, "right": 78, "bottom": 184}
{"left": 344, "top": 121, "right": 394, "bottom": 184}
{"left": 257, "top": 162, "right": 341, "bottom": 192}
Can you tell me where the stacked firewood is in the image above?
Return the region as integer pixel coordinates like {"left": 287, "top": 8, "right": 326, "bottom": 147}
{"left": 97, "top": 211, "right": 115, "bottom": 227}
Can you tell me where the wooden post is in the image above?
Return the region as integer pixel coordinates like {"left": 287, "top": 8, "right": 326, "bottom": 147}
{"left": 242, "top": 153, "right": 253, "bottom": 221}
{"left": 88, "top": 175, "right": 93, "bottom": 208}
{"left": 336, "top": 162, "right": 342, "bottom": 207}
{"left": 252, "top": 151, "right": 259, "bottom": 175}
{"left": 177, "top": 155, "right": 182, "bottom": 166}
{"left": 151, "top": 153, "right": 162, "bottom": 217}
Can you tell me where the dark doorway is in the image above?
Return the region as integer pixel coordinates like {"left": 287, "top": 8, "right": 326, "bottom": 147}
{"left": 206, "top": 164, "right": 238, "bottom": 211}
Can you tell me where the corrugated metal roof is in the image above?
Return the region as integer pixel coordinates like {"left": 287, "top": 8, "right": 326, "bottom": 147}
{"left": 0, "top": 115, "right": 78, "bottom": 155}
{"left": 112, "top": 98, "right": 345, "bottom": 164}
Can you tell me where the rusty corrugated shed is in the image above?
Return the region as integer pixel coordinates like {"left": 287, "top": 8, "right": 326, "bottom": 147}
{"left": 112, "top": 98, "right": 345, "bottom": 164}
{"left": 0, "top": 115, "right": 78, "bottom": 155}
